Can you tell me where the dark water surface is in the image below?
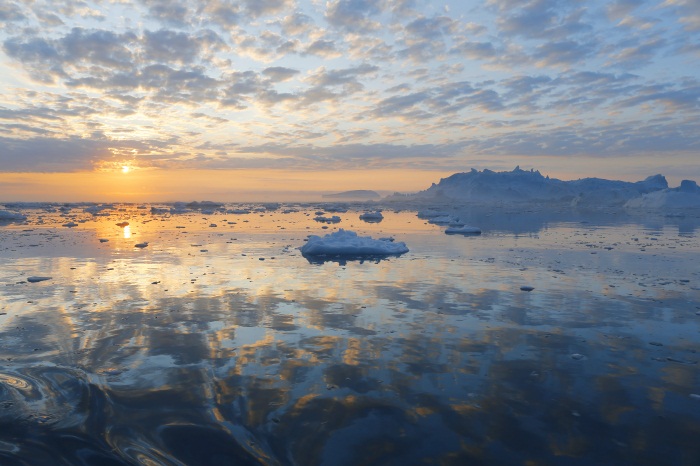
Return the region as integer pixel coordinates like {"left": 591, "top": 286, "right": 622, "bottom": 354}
{"left": 0, "top": 204, "right": 699, "bottom": 465}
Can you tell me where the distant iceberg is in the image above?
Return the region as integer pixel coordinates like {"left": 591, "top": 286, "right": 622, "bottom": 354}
{"left": 625, "top": 180, "right": 700, "bottom": 210}
{"left": 384, "top": 167, "right": 686, "bottom": 210}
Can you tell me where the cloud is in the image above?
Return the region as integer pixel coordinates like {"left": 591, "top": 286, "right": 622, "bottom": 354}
{"left": 325, "top": 0, "right": 385, "bottom": 32}
{"left": 0, "top": 2, "right": 25, "bottom": 22}
{"left": 0, "top": 0, "right": 698, "bottom": 180}
{"left": 262, "top": 66, "right": 300, "bottom": 82}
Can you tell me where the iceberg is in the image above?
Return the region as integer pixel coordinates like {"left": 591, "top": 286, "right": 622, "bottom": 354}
{"left": 625, "top": 180, "right": 700, "bottom": 210}
{"left": 386, "top": 167, "right": 677, "bottom": 210}
{"left": 299, "top": 229, "right": 408, "bottom": 262}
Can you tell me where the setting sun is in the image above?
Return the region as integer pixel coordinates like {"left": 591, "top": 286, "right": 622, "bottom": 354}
{"left": 121, "top": 166, "right": 130, "bottom": 174}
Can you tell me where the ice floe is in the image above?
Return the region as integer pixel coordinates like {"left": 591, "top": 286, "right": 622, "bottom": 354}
{"left": 0, "top": 210, "right": 27, "bottom": 222}
{"left": 299, "top": 229, "right": 408, "bottom": 260}
{"left": 445, "top": 225, "right": 481, "bottom": 235}
{"left": 359, "top": 211, "right": 384, "bottom": 222}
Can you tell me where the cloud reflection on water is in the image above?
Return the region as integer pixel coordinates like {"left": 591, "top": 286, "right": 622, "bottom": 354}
{"left": 0, "top": 205, "right": 699, "bottom": 465}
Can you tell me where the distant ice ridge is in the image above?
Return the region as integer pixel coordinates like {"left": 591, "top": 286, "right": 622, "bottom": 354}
{"left": 625, "top": 180, "right": 700, "bottom": 210}
{"left": 300, "top": 229, "right": 408, "bottom": 257}
{"left": 386, "top": 166, "right": 683, "bottom": 209}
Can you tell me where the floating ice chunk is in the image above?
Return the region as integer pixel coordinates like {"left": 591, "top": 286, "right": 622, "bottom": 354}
{"left": 417, "top": 210, "right": 450, "bottom": 219}
{"left": 429, "top": 215, "right": 460, "bottom": 225}
{"left": 84, "top": 205, "right": 111, "bottom": 215}
{"left": 27, "top": 276, "right": 52, "bottom": 283}
{"left": 63, "top": 222, "right": 78, "bottom": 228}
{"left": 300, "top": 229, "right": 408, "bottom": 258}
{"left": 359, "top": 211, "right": 384, "bottom": 222}
{"left": 116, "top": 221, "right": 129, "bottom": 227}
{"left": 0, "top": 210, "right": 27, "bottom": 222}
{"left": 445, "top": 225, "right": 481, "bottom": 235}
{"left": 520, "top": 285, "right": 534, "bottom": 292}
{"left": 134, "top": 242, "right": 149, "bottom": 248}
{"left": 314, "top": 215, "right": 341, "bottom": 224}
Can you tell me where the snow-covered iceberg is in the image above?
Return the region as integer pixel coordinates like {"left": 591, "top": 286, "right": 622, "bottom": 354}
{"left": 625, "top": 180, "right": 700, "bottom": 210}
{"left": 300, "top": 229, "right": 408, "bottom": 263}
{"left": 385, "top": 167, "right": 672, "bottom": 209}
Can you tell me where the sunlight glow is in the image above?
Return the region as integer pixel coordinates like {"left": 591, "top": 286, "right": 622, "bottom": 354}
{"left": 121, "top": 166, "right": 130, "bottom": 174}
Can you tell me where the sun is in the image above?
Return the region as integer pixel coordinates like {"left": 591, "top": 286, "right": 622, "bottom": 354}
{"left": 121, "top": 165, "right": 130, "bottom": 174}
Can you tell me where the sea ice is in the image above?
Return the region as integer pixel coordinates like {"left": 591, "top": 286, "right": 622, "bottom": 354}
{"left": 445, "top": 225, "right": 481, "bottom": 235}
{"left": 0, "top": 210, "right": 27, "bottom": 222}
{"left": 625, "top": 180, "right": 700, "bottom": 210}
{"left": 359, "top": 211, "right": 384, "bottom": 222}
{"left": 428, "top": 215, "right": 461, "bottom": 225}
{"left": 299, "top": 229, "right": 408, "bottom": 258}
{"left": 314, "top": 215, "right": 341, "bottom": 224}
{"left": 27, "top": 276, "right": 52, "bottom": 283}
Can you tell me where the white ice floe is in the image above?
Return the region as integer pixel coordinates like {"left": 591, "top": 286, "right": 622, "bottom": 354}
{"left": 428, "top": 215, "right": 461, "bottom": 225}
{"left": 300, "top": 229, "right": 408, "bottom": 257}
{"left": 0, "top": 210, "right": 27, "bottom": 222}
{"left": 359, "top": 211, "right": 384, "bottom": 222}
{"left": 417, "top": 210, "right": 451, "bottom": 219}
{"left": 314, "top": 215, "right": 341, "bottom": 224}
{"left": 445, "top": 225, "right": 481, "bottom": 235}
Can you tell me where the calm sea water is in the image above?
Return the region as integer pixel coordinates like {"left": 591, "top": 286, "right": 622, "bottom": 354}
{"left": 0, "top": 203, "right": 699, "bottom": 465}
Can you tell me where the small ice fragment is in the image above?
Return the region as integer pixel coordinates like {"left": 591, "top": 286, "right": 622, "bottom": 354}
{"left": 571, "top": 353, "right": 585, "bottom": 360}
{"left": 134, "top": 242, "right": 149, "bottom": 248}
{"left": 63, "top": 222, "right": 78, "bottom": 228}
{"left": 99, "top": 238, "right": 109, "bottom": 243}
{"left": 649, "top": 341, "right": 663, "bottom": 346}
{"left": 690, "top": 394, "right": 700, "bottom": 400}
{"left": 27, "top": 276, "right": 52, "bottom": 283}
{"left": 116, "top": 221, "right": 129, "bottom": 227}
{"left": 520, "top": 286, "right": 535, "bottom": 292}
{"left": 445, "top": 225, "right": 481, "bottom": 235}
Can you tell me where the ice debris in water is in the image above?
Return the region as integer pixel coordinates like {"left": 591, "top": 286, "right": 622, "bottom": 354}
{"left": 520, "top": 285, "right": 535, "bottom": 292}
{"left": 445, "top": 225, "right": 481, "bottom": 235}
{"left": 0, "top": 210, "right": 27, "bottom": 222}
{"left": 134, "top": 242, "right": 149, "bottom": 248}
{"left": 300, "top": 229, "right": 408, "bottom": 257}
{"left": 27, "top": 276, "right": 52, "bottom": 283}
{"left": 359, "top": 211, "right": 384, "bottom": 222}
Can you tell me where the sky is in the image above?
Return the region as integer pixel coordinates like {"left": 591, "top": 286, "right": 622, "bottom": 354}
{"left": 1, "top": 0, "right": 699, "bottom": 201}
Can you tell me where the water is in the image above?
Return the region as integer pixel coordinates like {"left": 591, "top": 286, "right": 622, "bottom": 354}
{"left": 0, "top": 204, "right": 699, "bottom": 465}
